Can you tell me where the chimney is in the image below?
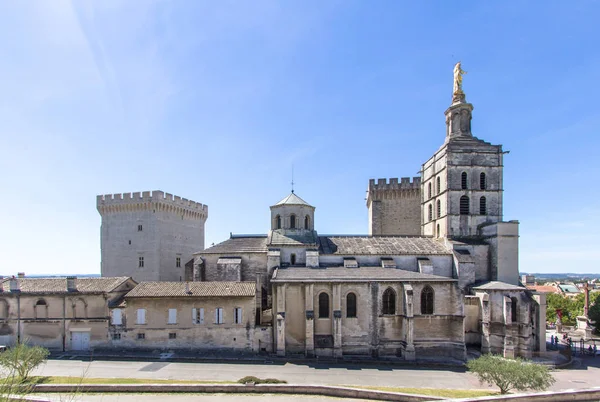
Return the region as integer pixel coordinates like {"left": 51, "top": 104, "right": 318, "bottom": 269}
{"left": 17, "top": 272, "right": 25, "bottom": 278}
{"left": 67, "top": 276, "right": 77, "bottom": 292}
{"left": 185, "top": 282, "right": 191, "bottom": 295}
{"left": 9, "top": 276, "right": 19, "bottom": 292}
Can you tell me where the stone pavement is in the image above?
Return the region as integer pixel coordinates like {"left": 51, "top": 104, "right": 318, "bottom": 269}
{"left": 36, "top": 395, "right": 366, "bottom": 402}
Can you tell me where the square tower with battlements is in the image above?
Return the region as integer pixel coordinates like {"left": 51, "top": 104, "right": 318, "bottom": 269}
{"left": 97, "top": 190, "right": 208, "bottom": 282}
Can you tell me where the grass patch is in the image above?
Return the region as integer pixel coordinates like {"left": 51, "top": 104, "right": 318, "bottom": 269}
{"left": 27, "top": 376, "right": 234, "bottom": 385}
{"left": 343, "top": 385, "right": 497, "bottom": 398}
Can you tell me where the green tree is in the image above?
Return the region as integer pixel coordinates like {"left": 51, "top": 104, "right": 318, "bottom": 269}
{"left": 589, "top": 292, "right": 600, "bottom": 333}
{"left": 467, "top": 354, "right": 555, "bottom": 394}
{"left": 0, "top": 343, "right": 50, "bottom": 382}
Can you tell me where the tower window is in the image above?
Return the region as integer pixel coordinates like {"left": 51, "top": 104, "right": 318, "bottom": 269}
{"left": 290, "top": 254, "right": 296, "bottom": 265}
{"left": 421, "top": 286, "right": 434, "bottom": 315}
{"left": 304, "top": 215, "right": 310, "bottom": 230}
{"left": 290, "top": 214, "right": 296, "bottom": 229}
{"left": 460, "top": 196, "right": 470, "bottom": 215}
{"left": 480, "top": 172, "right": 487, "bottom": 190}
{"left": 511, "top": 297, "right": 518, "bottom": 323}
{"left": 428, "top": 182, "right": 432, "bottom": 199}
{"left": 437, "top": 176, "right": 441, "bottom": 194}
{"left": 176, "top": 257, "right": 181, "bottom": 268}
{"left": 138, "top": 224, "right": 143, "bottom": 232}
{"left": 276, "top": 215, "right": 281, "bottom": 229}
{"left": 318, "top": 293, "right": 330, "bottom": 318}
{"left": 346, "top": 293, "right": 357, "bottom": 318}
{"left": 461, "top": 172, "right": 468, "bottom": 190}
{"left": 480, "top": 196, "right": 487, "bottom": 215}
{"left": 138, "top": 257, "right": 144, "bottom": 268}
{"left": 428, "top": 204, "right": 433, "bottom": 221}
{"left": 436, "top": 224, "right": 440, "bottom": 237}
{"left": 382, "top": 288, "right": 396, "bottom": 315}
{"left": 437, "top": 200, "right": 441, "bottom": 218}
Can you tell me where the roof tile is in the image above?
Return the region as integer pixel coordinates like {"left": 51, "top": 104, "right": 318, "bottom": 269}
{"left": 125, "top": 281, "right": 255, "bottom": 298}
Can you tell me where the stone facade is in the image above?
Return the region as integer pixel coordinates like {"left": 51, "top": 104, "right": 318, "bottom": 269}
{"left": 367, "top": 178, "right": 421, "bottom": 236}
{"left": 109, "top": 281, "right": 271, "bottom": 353}
{"left": 97, "top": 190, "right": 208, "bottom": 282}
{"left": 0, "top": 277, "right": 136, "bottom": 350}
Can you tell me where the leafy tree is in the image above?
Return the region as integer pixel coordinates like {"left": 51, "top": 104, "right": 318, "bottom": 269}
{"left": 467, "top": 354, "right": 555, "bottom": 394}
{"left": 589, "top": 292, "right": 600, "bottom": 333}
{"left": 0, "top": 343, "right": 49, "bottom": 382}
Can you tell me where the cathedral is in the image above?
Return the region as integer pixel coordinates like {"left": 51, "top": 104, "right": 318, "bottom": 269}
{"left": 191, "top": 64, "right": 547, "bottom": 360}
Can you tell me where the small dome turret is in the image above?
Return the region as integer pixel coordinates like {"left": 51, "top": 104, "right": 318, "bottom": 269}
{"left": 270, "top": 192, "right": 315, "bottom": 231}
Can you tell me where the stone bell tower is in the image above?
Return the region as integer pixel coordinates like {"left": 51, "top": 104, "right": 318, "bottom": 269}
{"left": 421, "top": 63, "right": 504, "bottom": 239}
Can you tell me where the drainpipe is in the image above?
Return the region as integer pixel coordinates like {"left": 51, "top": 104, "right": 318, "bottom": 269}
{"left": 62, "top": 295, "right": 66, "bottom": 351}
{"left": 16, "top": 294, "right": 21, "bottom": 344}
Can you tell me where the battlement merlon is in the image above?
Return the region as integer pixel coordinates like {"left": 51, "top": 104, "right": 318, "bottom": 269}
{"left": 96, "top": 190, "right": 208, "bottom": 217}
{"left": 366, "top": 177, "right": 421, "bottom": 206}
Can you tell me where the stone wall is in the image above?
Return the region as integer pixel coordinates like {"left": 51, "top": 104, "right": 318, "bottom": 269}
{"left": 97, "top": 191, "right": 207, "bottom": 282}
{"left": 367, "top": 178, "right": 421, "bottom": 236}
{"left": 116, "top": 295, "right": 259, "bottom": 351}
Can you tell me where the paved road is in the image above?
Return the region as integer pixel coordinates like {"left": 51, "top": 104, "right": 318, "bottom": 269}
{"left": 32, "top": 355, "right": 600, "bottom": 392}
{"left": 34, "top": 359, "right": 484, "bottom": 390}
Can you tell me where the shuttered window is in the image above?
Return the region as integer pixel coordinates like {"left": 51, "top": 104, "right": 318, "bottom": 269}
{"left": 112, "top": 309, "right": 122, "bottom": 325}
{"left": 168, "top": 308, "right": 177, "bottom": 324}
{"left": 215, "top": 308, "right": 223, "bottom": 324}
{"left": 136, "top": 309, "right": 146, "bottom": 325}
{"left": 234, "top": 307, "right": 243, "bottom": 324}
{"left": 192, "top": 308, "right": 204, "bottom": 324}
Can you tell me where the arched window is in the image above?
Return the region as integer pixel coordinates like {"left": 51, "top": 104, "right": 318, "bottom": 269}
{"left": 480, "top": 172, "right": 487, "bottom": 190}
{"left": 460, "top": 196, "right": 469, "bottom": 215}
{"left": 0, "top": 300, "right": 8, "bottom": 319}
{"left": 421, "top": 286, "right": 434, "bottom": 315}
{"left": 480, "top": 196, "right": 487, "bottom": 215}
{"left": 382, "top": 288, "right": 396, "bottom": 315}
{"left": 318, "top": 293, "right": 329, "bottom": 318}
{"left": 73, "top": 298, "right": 87, "bottom": 319}
{"left": 304, "top": 215, "right": 310, "bottom": 230}
{"left": 461, "top": 172, "right": 468, "bottom": 190}
{"left": 436, "top": 224, "right": 440, "bottom": 237}
{"left": 34, "top": 299, "right": 48, "bottom": 319}
{"left": 428, "top": 182, "right": 432, "bottom": 199}
{"left": 290, "top": 214, "right": 296, "bottom": 229}
{"left": 346, "top": 293, "right": 357, "bottom": 318}
{"left": 275, "top": 215, "right": 281, "bottom": 229}
{"left": 511, "top": 297, "right": 518, "bottom": 323}
{"left": 436, "top": 200, "right": 441, "bottom": 218}
{"left": 428, "top": 204, "right": 433, "bottom": 221}
{"left": 437, "top": 176, "right": 441, "bottom": 194}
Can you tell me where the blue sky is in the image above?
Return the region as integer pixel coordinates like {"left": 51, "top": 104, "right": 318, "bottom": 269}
{"left": 1, "top": 1, "right": 599, "bottom": 276}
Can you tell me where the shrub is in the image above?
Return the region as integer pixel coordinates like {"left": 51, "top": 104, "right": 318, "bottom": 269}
{"left": 0, "top": 343, "right": 50, "bottom": 382}
{"left": 238, "top": 376, "right": 287, "bottom": 384}
{"left": 467, "top": 354, "right": 555, "bottom": 394}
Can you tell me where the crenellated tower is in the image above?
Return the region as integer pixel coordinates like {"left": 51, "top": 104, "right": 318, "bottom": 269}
{"left": 97, "top": 190, "right": 208, "bottom": 282}
{"left": 366, "top": 177, "right": 421, "bottom": 236}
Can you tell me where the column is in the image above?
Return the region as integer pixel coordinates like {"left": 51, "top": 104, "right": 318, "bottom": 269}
{"left": 479, "top": 293, "right": 491, "bottom": 354}
{"left": 276, "top": 284, "right": 286, "bottom": 357}
{"left": 305, "top": 284, "right": 314, "bottom": 357}
{"left": 369, "top": 283, "right": 379, "bottom": 358}
{"left": 332, "top": 284, "right": 342, "bottom": 358}
{"left": 404, "top": 285, "right": 415, "bottom": 361}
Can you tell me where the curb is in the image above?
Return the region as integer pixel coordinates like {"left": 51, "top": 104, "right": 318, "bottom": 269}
{"left": 29, "top": 383, "right": 443, "bottom": 402}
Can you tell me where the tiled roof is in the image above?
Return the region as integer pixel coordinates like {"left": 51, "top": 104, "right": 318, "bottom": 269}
{"left": 527, "top": 285, "right": 560, "bottom": 294}
{"left": 269, "top": 231, "right": 317, "bottom": 246}
{"left": 472, "top": 281, "right": 526, "bottom": 291}
{"left": 318, "top": 236, "right": 451, "bottom": 255}
{"left": 1, "top": 277, "right": 131, "bottom": 294}
{"left": 198, "top": 236, "right": 268, "bottom": 254}
{"left": 272, "top": 267, "right": 455, "bottom": 283}
{"left": 273, "top": 193, "right": 312, "bottom": 207}
{"left": 125, "top": 281, "right": 256, "bottom": 298}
